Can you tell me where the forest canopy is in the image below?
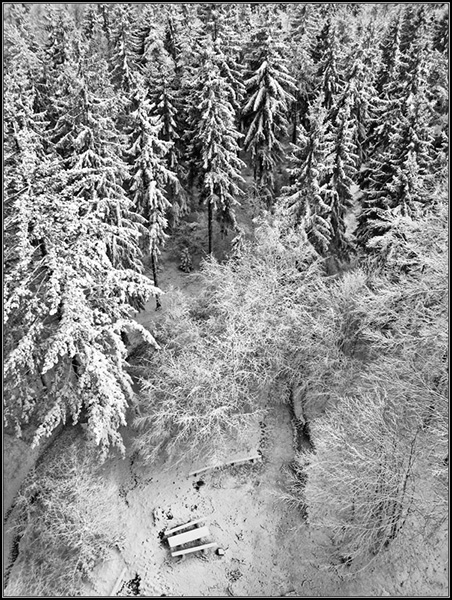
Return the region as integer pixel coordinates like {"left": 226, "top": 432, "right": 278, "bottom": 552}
{"left": 4, "top": 2, "right": 448, "bottom": 456}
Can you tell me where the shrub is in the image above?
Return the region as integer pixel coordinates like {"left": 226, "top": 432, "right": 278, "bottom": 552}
{"left": 286, "top": 202, "right": 448, "bottom": 570}
{"left": 132, "top": 220, "right": 329, "bottom": 464}
{"left": 5, "top": 431, "right": 124, "bottom": 596}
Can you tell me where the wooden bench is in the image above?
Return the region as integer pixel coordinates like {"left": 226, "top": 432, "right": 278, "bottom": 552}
{"left": 164, "top": 516, "right": 211, "bottom": 537}
{"left": 167, "top": 525, "right": 210, "bottom": 549}
{"left": 164, "top": 516, "right": 217, "bottom": 559}
{"left": 189, "top": 454, "right": 261, "bottom": 477}
{"left": 171, "top": 542, "right": 217, "bottom": 558}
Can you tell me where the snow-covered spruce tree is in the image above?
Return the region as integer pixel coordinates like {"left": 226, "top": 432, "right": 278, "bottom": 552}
{"left": 4, "top": 63, "right": 159, "bottom": 454}
{"left": 427, "top": 13, "right": 448, "bottom": 174}
{"left": 81, "top": 3, "right": 109, "bottom": 60}
{"left": 4, "top": 3, "right": 40, "bottom": 74}
{"left": 96, "top": 2, "right": 116, "bottom": 51}
{"left": 187, "top": 45, "right": 245, "bottom": 255}
{"left": 211, "top": 34, "right": 246, "bottom": 123}
{"left": 375, "top": 11, "right": 404, "bottom": 97}
{"left": 386, "top": 94, "right": 434, "bottom": 211}
{"left": 48, "top": 50, "right": 147, "bottom": 272}
{"left": 127, "top": 84, "right": 178, "bottom": 308}
{"left": 36, "top": 6, "right": 81, "bottom": 126}
{"left": 196, "top": 5, "right": 247, "bottom": 117}
{"left": 108, "top": 3, "right": 137, "bottom": 95}
{"left": 42, "top": 4, "right": 79, "bottom": 70}
{"left": 309, "top": 8, "right": 330, "bottom": 66}
{"left": 278, "top": 95, "right": 333, "bottom": 256}
{"left": 399, "top": 4, "right": 428, "bottom": 69}
{"left": 355, "top": 15, "right": 405, "bottom": 246}
{"left": 141, "top": 36, "right": 188, "bottom": 227}
{"left": 323, "top": 98, "right": 358, "bottom": 259}
{"left": 4, "top": 13, "right": 42, "bottom": 108}
{"left": 432, "top": 8, "right": 448, "bottom": 54}
{"left": 82, "top": 3, "right": 101, "bottom": 40}
{"left": 242, "top": 25, "right": 296, "bottom": 203}
{"left": 356, "top": 10, "right": 436, "bottom": 249}
{"left": 162, "top": 4, "right": 203, "bottom": 74}
{"left": 399, "top": 7, "right": 433, "bottom": 104}
{"left": 279, "top": 93, "right": 357, "bottom": 259}
{"left": 286, "top": 3, "right": 316, "bottom": 142}
{"left": 356, "top": 89, "right": 434, "bottom": 248}
{"left": 129, "top": 3, "right": 163, "bottom": 68}
{"left": 331, "top": 21, "right": 381, "bottom": 170}
{"left": 314, "top": 18, "right": 344, "bottom": 112}
{"left": 196, "top": 3, "right": 223, "bottom": 40}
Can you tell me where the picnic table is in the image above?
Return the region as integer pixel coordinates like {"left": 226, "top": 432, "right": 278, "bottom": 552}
{"left": 164, "top": 516, "right": 217, "bottom": 558}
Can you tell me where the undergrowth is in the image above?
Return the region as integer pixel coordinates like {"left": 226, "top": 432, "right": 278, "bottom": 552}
{"left": 4, "top": 430, "right": 124, "bottom": 597}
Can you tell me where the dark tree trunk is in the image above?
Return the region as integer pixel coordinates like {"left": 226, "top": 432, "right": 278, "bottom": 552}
{"left": 292, "top": 102, "right": 298, "bottom": 144}
{"left": 208, "top": 201, "right": 213, "bottom": 255}
{"left": 72, "top": 354, "right": 82, "bottom": 378}
{"left": 151, "top": 254, "right": 162, "bottom": 310}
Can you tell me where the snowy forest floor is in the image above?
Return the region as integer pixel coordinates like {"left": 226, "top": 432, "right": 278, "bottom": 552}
{"left": 4, "top": 205, "right": 448, "bottom": 598}
{"left": 83, "top": 412, "right": 448, "bottom": 597}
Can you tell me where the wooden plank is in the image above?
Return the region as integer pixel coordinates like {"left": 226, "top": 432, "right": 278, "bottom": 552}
{"left": 164, "top": 515, "right": 211, "bottom": 537}
{"left": 167, "top": 525, "right": 210, "bottom": 548}
{"left": 171, "top": 542, "right": 217, "bottom": 557}
{"left": 189, "top": 454, "right": 261, "bottom": 477}
{"left": 188, "top": 463, "right": 221, "bottom": 477}
{"left": 225, "top": 454, "right": 260, "bottom": 468}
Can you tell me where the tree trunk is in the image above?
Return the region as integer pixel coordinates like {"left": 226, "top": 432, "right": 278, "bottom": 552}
{"left": 292, "top": 102, "right": 298, "bottom": 144}
{"left": 208, "top": 201, "right": 213, "bottom": 256}
{"left": 151, "top": 254, "right": 162, "bottom": 310}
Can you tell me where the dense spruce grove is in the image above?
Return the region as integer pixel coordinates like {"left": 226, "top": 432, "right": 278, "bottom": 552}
{"left": 3, "top": 2, "right": 448, "bottom": 594}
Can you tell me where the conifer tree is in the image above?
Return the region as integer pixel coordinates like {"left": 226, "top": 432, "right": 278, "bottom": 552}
{"left": 81, "top": 4, "right": 102, "bottom": 42}
{"left": 97, "top": 2, "right": 114, "bottom": 49}
{"left": 211, "top": 34, "right": 246, "bottom": 120}
{"left": 386, "top": 95, "right": 434, "bottom": 211}
{"left": 280, "top": 93, "right": 357, "bottom": 258}
{"left": 4, "top": 59, "right": 159, "bottom": 454}
{"left": 127, "top": 85, "right": 178, "bottom": 308}
{"left": 309, "top": 10, "right": 330, "bottom": 66}
{"left": 242, "top": 26, "right": 296, "bottom": 202}
{"left": 278, "top": 95, "right": 333, "bottom": 255}
{"left": 162, "top": 4, "right": 203, "bottom": 74}
{"left": 142, "top": 37, "right": 188, "bottom": 226}
{"left": 432, "top": 9, "right": 448, "bottom": 54}
{"left": 399, "top": 4, "right": 427, "bottom": 60}
{"left": 130, "top": 4, "right": 164, "bottom": 68}
{"left": 428, "top": 15, "right": 448, "bottom": 169}
{"left": 356, "top": 6, "right": 437, "bottom": 248}
{"left": 195, "top": 4, "right": 247, "bottom": 117}
{"left": 108, "top": 3, "right": 137, "bottom": 95}
{"left": 332, "top": 22, "right": 379, "bottom": 170}
{"left": 375, "top": 12, "right": 404, "bottom": 97}
{"left": 286, "top": 4, "right": 315, "bottom": 141}
{"left": 356, "top": 88, "right": 433, "bottom": 247}
{"left": 323, "top": 97, "right": 358, "bottom": 258}
{"left": 188, "top": 46, "right": 245, "bottom": 254}
{"left": 315, "top": 19, "right": 344, "bottom": 112}
{"left": 4, "top": 11, "right": 42, "bottom": 90}
{"left": 38, "top": 5, "right": 80, "bottom": 125}
{"left": 4, "top": 3, "right": 39, "bottom": 72}
{"left": 42, "top": 4, "right": 79, "bottom": 70}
